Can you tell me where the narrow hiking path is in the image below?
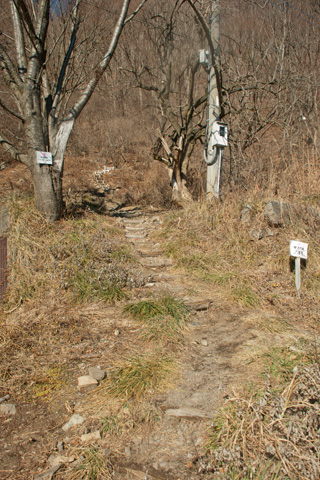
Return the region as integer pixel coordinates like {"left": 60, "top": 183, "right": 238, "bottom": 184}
{"left": 1, "top": 207, "right": 312, "bottom": 480}
{"left": 112, "top": 209, "right": 306, "bottom": 479}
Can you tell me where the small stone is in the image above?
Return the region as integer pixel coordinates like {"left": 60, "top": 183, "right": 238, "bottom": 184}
{"left": 77, "top": 375, "right": 98, "bottom": 388}
{"left": 34, "top": 465, "right": 61, "bottom": 480}
{"left": 0, "top": 394, "right": 10, "bottom": 404}
{"left": 48, "top": 454, "right": 74, "bottom": 467}
{"left": 124, "top": 446, "right": 131, "bottom": 457}
{"left": 240, "top": 205, "right": 252, "bottom": 223}
{"left": 201, "top": 339, "right": 208, "bottom": 347}
{"left": 125, "top": 468, "right": 150, "bottom": 479}
{"left": 62, "top": 414, "right": 85, "bottom": 431}
{"left": 80, "top": 431, "right": 101, "bottom": 442}
{"left": 159, "top": 462, "right": 170, "bottom": 471}
{"left": 57, "top": 441, "right": 64, "bottom": 452}
{"left": 251, "top": 229, "right": 264, "bottom": 240}
{"left": 0, "top": 404, "right": 16, "bottom": 415}
{"left": 114, "top": 329, "right": 120, "bottom": 336}
{"left": 264, "top": 200, "right": 291, "bottom": 227}
{"left": 88, "top": 367, "right": 105, "bottom": 381}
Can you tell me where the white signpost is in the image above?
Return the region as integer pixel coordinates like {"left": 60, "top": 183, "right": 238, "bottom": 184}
{"left": 36, "top": 151, "right": 53, "bottom": 165}
{"left": 290, "top": 240, "right": 308, "bottom": 298}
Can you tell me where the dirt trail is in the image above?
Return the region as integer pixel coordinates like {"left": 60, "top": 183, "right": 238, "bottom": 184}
{"left": 114, "top": 210, "right": 271, "bottom": 479}
{"left": 0, "top": 208, "right": 308, "bottom": 480}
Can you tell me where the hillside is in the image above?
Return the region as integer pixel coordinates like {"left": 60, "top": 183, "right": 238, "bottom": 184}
{"left": 0, "top": 156, "right": 320, "bottom": 480}
{"left": 1, "top": 0, "right": 320, "bottom": 477}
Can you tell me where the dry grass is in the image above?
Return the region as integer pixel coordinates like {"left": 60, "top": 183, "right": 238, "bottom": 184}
{"left": 2, "top": 196, "right": 145, "bottom": 309}
{"left": 154, "top": 196, "right": 320, "bottom": 318}
{"left": 66, "top": 447, "right": 113, "bottom": 480}
{"left": 202, "top": 344, "right": 320, "bottom": 479}
{"left": 1, "top": 175, "right": 320, "bottom": 479}
{"left": 124, "top": 295, "right": 189, "bottom": 342}
{"left": 0, "top": 299, "right": 111, "bottom": 396}
{"left": 102, "top": 352, "right": 177, "bottom": 400}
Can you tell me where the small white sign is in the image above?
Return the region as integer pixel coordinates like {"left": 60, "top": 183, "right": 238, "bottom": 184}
{"left": 36, "top": 151, "right": 53, "bottom": 165}
{"left": 290, "top": 240, "right": 308, "bottom": 260}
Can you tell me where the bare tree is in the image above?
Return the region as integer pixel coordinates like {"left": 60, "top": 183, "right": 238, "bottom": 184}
{"left": 87, "top": 0, "right": 319, "bottom": 202}
{"left": 0, "top": 0, "right": 147, "bottom": 221}
{"left": 220, "top": 0, "right": 320, "bottom": 187}
{"left": 119, "top": 0, "right": 208, "bottom": 203}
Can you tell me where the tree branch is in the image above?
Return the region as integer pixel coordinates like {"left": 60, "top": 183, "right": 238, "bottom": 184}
{"left": 25, "top": 0, "right": 50, "bottom": 81}
{"left": 12, "top": 0, "right": 37, "bottom": 44}
{"left": 0, "top": 42, "right": 24, "bottom": 97}
{"left": 50, "top": 1, "right": 80, "bottom": 128}
{"left": 10, "top": 0, "right": 27, "bottom": 75}
{"left": 0, "top": 98, "right": 25, "bottom": 122}
{"left": 0, "top": 131, "right": 27, "bottom": 162}
{"left": 66, "top": 0, "right": 131, "bottom": 121}
{"left": 124, "top": 0, "right": 149, "bottom": 25}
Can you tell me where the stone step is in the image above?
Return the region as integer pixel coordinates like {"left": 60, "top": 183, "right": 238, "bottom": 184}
{"left": 125, "top": 232, "right": 147, "bottom": 240}
{"left": 160, "top": 285, "right": 186, "bottom": 295}
{"left": 164, "top": 407, "right": 209, "bottom": 419}
{"left": 184, "top": 298, "right": 212, "bottom": 311}
{"left": 125, "top": 225, "right": 146, "bottom": 232}
{"left": 141, "top": 259, "right": 173, "bottom": 269}
{"left": 138, "top": 251, "right": 165, "bottom": 257}
{"left": 152, "top": 273, "right": 184, "bottom": 281}
{"left": 122, "top": 218, "right": 146, "bottom": 225}
{"left": 117, "top": 211, "right": 143, "bottom": 218}
{"left": 125, "top": 468, "right": 161, "bottom": 480}
{"left": 127, "top": 239, "right": 148, "bottom": 245}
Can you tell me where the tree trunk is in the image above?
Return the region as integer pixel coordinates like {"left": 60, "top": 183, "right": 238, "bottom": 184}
{"left": 23, "top": 90, "right": 66, "bottom": 222}
{"left": 30, "top": 161, "right": 63, "bottom": 222}
{"left": 171, "top": 172, "right": 193, "bottom": 204}
{"left": 170, "top": 147, "right": 193, "bottom": 204}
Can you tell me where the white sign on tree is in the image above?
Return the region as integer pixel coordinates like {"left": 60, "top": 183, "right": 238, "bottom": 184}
{"left": 36, "top": 151, "right": 53, "bottom": 165}
{"left": 290, "top": 240, "right": 308, "bottom": 298}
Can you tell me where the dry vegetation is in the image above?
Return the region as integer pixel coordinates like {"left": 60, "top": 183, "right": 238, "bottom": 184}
{"left": 198, "top": 345, "right": 320, "bottom": 479}
{"left": 3, "top": 197, "right": 147, "bottom": 309}
{"left": 1, "top": 181, "right": 319, "bottom": 478}
{"left": 155, "top": 196, "right": 320, "bottom": 315}
{"left": 1, "top": 0, "right": 320, "bottom": 478}
{"left": 146, "top": 191, "right": 320, "bottom": 478}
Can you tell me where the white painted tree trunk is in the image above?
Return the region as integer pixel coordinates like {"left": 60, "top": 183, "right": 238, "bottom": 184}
{"left": 31, "top": 161, "right": 63, "bottom": 222}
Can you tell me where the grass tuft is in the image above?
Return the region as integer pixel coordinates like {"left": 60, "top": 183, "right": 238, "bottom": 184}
{"left": 232, "top": 285, "right": 260, "bottom": 307}
{"left": 67, "top": 448, "right": 113, "bottom": 480}
{"left": 71, "top": 271, "right": 127, "bottom": 303}
{"left": 124, "top": 295, "right": 189, "bottom": 341}
{"left": 104, "top": 352, "right": 177, "bottom": 400}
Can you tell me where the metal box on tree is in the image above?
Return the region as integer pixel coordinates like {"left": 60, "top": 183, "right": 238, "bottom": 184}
{"left": 211, "top": 122, "right": 228, "bottom": 147}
